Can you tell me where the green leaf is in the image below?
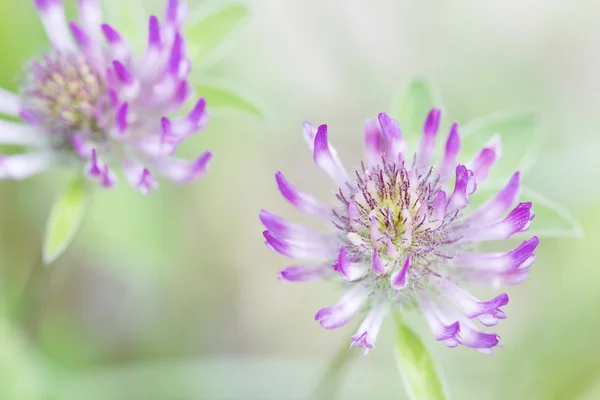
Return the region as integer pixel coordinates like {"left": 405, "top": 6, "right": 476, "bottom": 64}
{"left": 393, "top": 78, "right": 444, "bottom": 144}
{"left": 394, "top": 315, "right": 449, "bottom": 400}
{"left": 0, "top": 315, "right": 50, "bottom": 399}
{"left": 517, "top": 187, "right": 582, "bottom": 238}
{"left": 43, "top": 175, "right": 90, "bottom": 265}
{"left": 460, "top": 112, "right": 539, "bottom": 186}
{"left": 185, "top": 2, "right": 249, "bottom": 68}
{"left": 195, "top": 80, "right": 264, "bottom": 117}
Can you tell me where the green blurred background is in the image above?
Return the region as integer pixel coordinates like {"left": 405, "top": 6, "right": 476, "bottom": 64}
{"left": 0, "top": 0, "right": 597, "bottom": 399}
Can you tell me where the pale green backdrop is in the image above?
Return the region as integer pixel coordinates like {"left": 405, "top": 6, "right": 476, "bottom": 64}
{"left": 0, "top": 0, "right": 597, "bottom": 399}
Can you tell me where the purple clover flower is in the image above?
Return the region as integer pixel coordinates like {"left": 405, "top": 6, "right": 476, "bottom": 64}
{"left": 0, "top": 0, "right": 211, "bottom": 193}
{"left": 261, "top": 110, "right": 538, "bottom": 355}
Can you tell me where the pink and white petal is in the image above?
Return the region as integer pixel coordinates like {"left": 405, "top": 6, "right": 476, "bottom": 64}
{"left": 456, "top": 317, "right": 501, "bottom": 354}
{"left": 0, "top": 120, "right": 48, "bottom": 146}
{"left": 263, "top": 230, "right": 337, "bottom": 260}
{"left": 313, "top": 124, "right": 348, "bottom": 186}
{"left": 333, "top": 247, "right": 368, "bottom": 281}
{"left": 164, "top": 0, "right": 187, "bottom": 31}
{"left": 0, "top": 151, "right": 58, "bottom": 180}
{"left": 441, "top": 307, "right": 501, "bottom": 353}
{"left": 438, "top": 279, "right": 509, "bottom": 326}
{"left": 438, "top": 122, "right": 461, "bottom": 185}
{"left": 278, "top": 264, "right": 333, "bottom": 283}
{"left": 469, "top": 172, "right": 521, "bottom": 223}
{"left": 33, "top": 0, "right": 75, "bottom": 52}
{"left": 0, "top": 88, "right": 22, "bottom": 117}
{"left": 453, "top": 236, "right": 539, "bottom": 272}
{"left": 372, "top": 248, "right": 387, "bottom": 275}
{"left": 469, "top": 135, "right": 502, "bottom": 185}
{"left": 350, "top": 303, "right": 388, "bottom": 355}
{"left": 259, "top": 209, "right": 334, "bottom": 244}
{"left": 123, "top": 159, "right": 159, "bottom": 195}
{"left": 390, "top": 255, "right": 411, "bottom": 290}
{"left": 364, "top": 117, "right": 384, "bottom": 167}
{"left": 171, "top": 98, "right": 209, "bottom": 137}
{"left": 447, "top": 165, "right": 472, "bottom": 214}
{"left": 101, "top": 23, "right": 129, "bottom": 62}
{"left": 153, "top": 152, "right": 212, "bottom": 183}
{"left": 275, "top": 172, "right": 331, "bottom": 219}
{"left": 315, "top": 285, "right": 371, "bottom": 329}
{"left": 475, "top": 202, "right": 535, "bottom": 241}
{"left": 419, "top": 295, "right": 460, "bottom": 348}
{"left": 465, "top": 267, "right": 531, "bottom": 289}
{"left": 78, "top": 0, "right": 102, "bottom": 41}
{"left": 377, "top": 113, "right": 406, "bottom": 160}
{"left": 417, "top": 108, "right": 441, "bottom": 169}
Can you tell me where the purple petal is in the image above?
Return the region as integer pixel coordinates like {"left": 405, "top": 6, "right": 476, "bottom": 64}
{"left": 102, "top": 23, "right": 122, "bottom": 44}
{"left": 69, "top": 21, "right": 90, "bottom": 48}
{"left": 33, "top": 0, "right": 60, "bottom": 11}
{"left": 454, "top": 236, "right": 539, "bottom": 272}
{"left": 112, "top": 60, "right": 133, "bottom": 84}
{"left": 470, "top": 172, "right": 521, "bottom": 222}
{"left": 419, "top": 296, "right": 460, "bottom": 348}
{"left": 115, "top": 102, "right": 128, "bottom": 134}
{"left": 155, "top": 152, "right": 212, "bottom": 183}
{"left": 377, "top": 112, "right": 406, "bottom": 160}
{"left": 372, "top": 249, "right": 386, "bottom": 275}
{"left": 148, "top": 16, "right": 161, "bottom": 48}
{"left": 135, "top": 168, "right": 159, "bottom": 195}
{"left": 278, "top": 265, "right": 330, "bottom": 282}
{"left": 390, "top": 255, "right": 410, "bottom": 290}
{"left": 259, "top": 209, "right": 331, "bottom": 243}
{"left": 314, "top": 286, "right": 371, "bottom": 329}
{"left": 171, "top": 98, "right": 208, "bottom": 137}
{"left": 439, "top": 122, "right": 461, "bottom": 181}
{"left": 350, "top": 304, "right": 388, "bottom": 355}
{"left": 364, "top": 117, "right": 383, "bottom": 166}
{"left": 313, "top": 124, "right": 348, "bottom": 186}
{"left": 275, "top": 172, "right": 331, "bottom": 219}
{"left": 168, "top": 33, "right": 184, "bottom": 76}
{"left": 369, "top": 215, "right": 382, "bottom": 244}
{"left": 263, "top": 230, "right": 335, "bottom": 260}
{"left": 417, "top": 108, "right": 441, "bottom": 168}
{"left": 447, "top": 165, "right": 470, "bottom": 213}
{"left": 439, "top": 280, "right": 509, "bottom": 326}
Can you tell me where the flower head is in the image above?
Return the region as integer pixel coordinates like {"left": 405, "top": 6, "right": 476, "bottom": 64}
{"left": 0, "top": 0, "right": 211, "bottom": 192}
{"left": 261, "top": 109, "right": 538, "bottom": 354}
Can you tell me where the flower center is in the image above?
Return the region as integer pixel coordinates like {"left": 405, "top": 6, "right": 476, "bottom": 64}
{"left": 335, "top": 159, "right": 450, "bottom": 288}
{"left": 23, "top": 53, "right": 112, "bottom": 147}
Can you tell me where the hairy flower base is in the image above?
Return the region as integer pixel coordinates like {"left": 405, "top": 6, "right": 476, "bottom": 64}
{"left": 261, "top": 109, "right": 538, "bottom": 354}
{"left": 0, "top": 0, "right": 211, "bottom": 193}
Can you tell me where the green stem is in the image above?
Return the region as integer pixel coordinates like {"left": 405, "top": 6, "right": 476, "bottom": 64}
{"left": 310, "top": 339, "right": 359, "bottom": 400}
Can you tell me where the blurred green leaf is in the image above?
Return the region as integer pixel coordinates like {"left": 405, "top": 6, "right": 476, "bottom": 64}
{"left": 461, "top": 112, "right": 539, "bottom": 185}
{"left": 394, "top": 315, "right": 449, "bottom": 400}
{"left": 195, "top": 80, "right": 264, "bottom": 117}
{"left": 393, "top": 78, "right": 443, "bottom": 144}
{"left": 519, "top": 187, "right": 583, "bottom": 238}
{"left": 185, "top": 2, "right": 249, "bottom": 68}
{"left": 311, "top": 342, "right": 358, "bottom": 400}
{"left": 43, "top": 175, "right": 89, "bottom": 265}
{"left": 0, "top": 315, "right": 50, "bottom": 399}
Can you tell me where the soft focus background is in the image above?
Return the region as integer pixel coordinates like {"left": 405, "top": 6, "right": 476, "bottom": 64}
{"left": 0, "top": 0, "right": 598, "bottom": 399}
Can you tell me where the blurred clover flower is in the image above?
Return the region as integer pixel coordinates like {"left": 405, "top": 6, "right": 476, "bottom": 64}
{"left": 0, "top": 0, "right": 211, "bottom": 193}
{"left": 260, "top": 110, "right": 538, "bottom": 355}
